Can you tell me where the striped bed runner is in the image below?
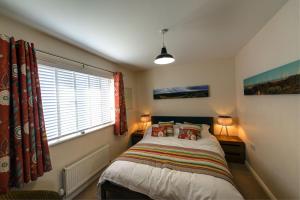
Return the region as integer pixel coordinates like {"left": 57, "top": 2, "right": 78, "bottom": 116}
{"left": 116, "top": 143, "right": 234, "bottom": 185}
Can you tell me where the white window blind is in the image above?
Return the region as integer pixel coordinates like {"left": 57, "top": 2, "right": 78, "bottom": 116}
{"left": 38, "top": 64, "right": 114, "bottom": 141}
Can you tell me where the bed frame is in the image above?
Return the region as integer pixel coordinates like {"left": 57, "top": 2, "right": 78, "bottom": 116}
{"left": 100, "top": 116, "right": 214, "bottom": 200}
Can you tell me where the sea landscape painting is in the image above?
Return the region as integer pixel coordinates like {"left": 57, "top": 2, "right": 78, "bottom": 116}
{"left": 244, "top": 60, "right": 300, "bottom": 95}
{"left": 153, "top": 85, "right": 209, "bottom": 99}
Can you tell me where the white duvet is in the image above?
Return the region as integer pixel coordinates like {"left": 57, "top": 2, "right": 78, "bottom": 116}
{"left": 98, "top": 128, "right": 244, "bottom": 200}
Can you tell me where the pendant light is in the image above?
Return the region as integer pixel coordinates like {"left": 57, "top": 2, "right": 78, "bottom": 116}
{"left": 154, "top": 29, "right": 175, "bottom": 65}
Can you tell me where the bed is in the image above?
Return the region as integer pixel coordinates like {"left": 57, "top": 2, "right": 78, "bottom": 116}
{"left": 98, "top": 116, "right": 243, "bottom": 200}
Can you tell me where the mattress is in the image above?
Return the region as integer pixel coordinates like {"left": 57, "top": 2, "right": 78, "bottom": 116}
{"left": 98, "top": 127, "right": 243, "bottom": 200}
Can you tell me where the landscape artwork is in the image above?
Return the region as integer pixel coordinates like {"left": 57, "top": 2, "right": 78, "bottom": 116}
{"left": 244, "top": 60, "right": 300, "bottom": 95}
{"left": 153, "top": 85, "right": 209, "bottom": 99}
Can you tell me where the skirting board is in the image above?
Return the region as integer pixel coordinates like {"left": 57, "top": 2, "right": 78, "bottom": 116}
{"left": 245, "top": 161, "right": 277, "bottom": 200}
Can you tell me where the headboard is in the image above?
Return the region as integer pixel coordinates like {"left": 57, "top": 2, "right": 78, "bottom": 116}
{"left": 151, "top": 116, "right": 214, "bottom": 134}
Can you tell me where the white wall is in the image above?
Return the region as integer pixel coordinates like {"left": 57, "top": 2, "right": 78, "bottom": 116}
{"left": 1, "top": 0, "right": 299, "bottom": 198}
{"left": 136, "top": 59, "right": 238, "bottom": 134}
{"left": 0, "top": 15, "right": 139, "bottom": 192}
{"left": 235, "top": 0, "right": 300, "bottom": 198}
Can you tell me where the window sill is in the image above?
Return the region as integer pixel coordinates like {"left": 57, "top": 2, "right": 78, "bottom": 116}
{"left": 48, "top": 122, "right": 115, "bottom": 147}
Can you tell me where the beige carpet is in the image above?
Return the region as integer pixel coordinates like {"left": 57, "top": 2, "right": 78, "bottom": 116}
{"left": 229, "top": 163, "right": 269, "bottom": 200}
{"left": 75, "top": 163, "right": 269, "bottom": 200}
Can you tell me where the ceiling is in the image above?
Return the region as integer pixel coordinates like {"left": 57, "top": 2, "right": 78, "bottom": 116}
{"left": 0, "top": 0, "right": 287, "bottom": 69}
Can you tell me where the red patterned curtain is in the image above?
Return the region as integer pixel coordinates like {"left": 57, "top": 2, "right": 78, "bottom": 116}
{"left": 113, "top": 72, "right": 128, "bottom": 135}
{"left": 0, "top": 35, "right": 52, "bottom": 193}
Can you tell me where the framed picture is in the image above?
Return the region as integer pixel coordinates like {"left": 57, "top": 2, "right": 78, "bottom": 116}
{"left": 244, "top": 60, "right": 300, "bottom": 95}
{"left": 153, "top": 85, "right": 209, "bottom": 99}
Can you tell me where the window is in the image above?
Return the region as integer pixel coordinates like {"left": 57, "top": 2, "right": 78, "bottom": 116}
{"left": 38, "top": 64, "right": 114, "bottom": 141}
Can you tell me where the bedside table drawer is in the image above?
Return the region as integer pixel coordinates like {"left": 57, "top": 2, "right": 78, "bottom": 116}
{"left": 216, "top": 135, "right": 245, "bottom": 163}
{"left": 225, "top": 154, "right": 245, "bottom": 163}
{"left": 222, "top": 143, "right": 244, "bottom": 154}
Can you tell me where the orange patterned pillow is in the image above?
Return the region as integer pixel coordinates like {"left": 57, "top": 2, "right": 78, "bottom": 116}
{"left": 178, "top": 125, "right": 201, "bottom": 140}
{"left": 152, "top": 126, "right": 167, "bottom": 137}
{"left": 158, "top": 124, "right": 174, "bottom": 136}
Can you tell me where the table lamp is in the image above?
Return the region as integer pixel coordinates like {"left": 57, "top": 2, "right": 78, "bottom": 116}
{"left": 138, "top": 114, "right": 151, "bottom": 132}
{"left": 217, "top": 116, "right": 233, "bottom": 136}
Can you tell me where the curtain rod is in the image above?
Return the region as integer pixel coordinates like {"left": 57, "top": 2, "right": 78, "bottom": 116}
{"left": 35, "top": 49, "right": 115, "bottom": 74}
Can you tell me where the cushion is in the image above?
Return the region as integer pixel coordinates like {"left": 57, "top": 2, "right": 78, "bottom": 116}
{"left": 184, "top": 122, "right": 211, "bottom": 137}
{"left": 159, "top": 121, "right": 175, "bottom": 136}
{"left": 178, "top": 125, "right": 201, "bottom": 140}
{"left": 152, "top": 126, "right": 167, "bottom": 137}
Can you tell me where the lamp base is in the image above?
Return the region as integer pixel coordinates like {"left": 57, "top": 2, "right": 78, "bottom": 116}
{"left": 219, "top": 126, "right": 229, "bottom": 136}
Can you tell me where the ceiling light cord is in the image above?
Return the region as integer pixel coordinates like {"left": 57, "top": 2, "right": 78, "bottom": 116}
{"left": 162, "top": 31, "right": 165, "bottom": 47}
{"left": 161, "top": 28, "right": 168, "bottom": 48}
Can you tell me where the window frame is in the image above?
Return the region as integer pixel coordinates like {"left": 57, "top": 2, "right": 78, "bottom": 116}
{"left": 48, "top": 122, "right": 114, "bottom": 147}
{"left": 37, "top": 59, "right": 115, "bottom": 145}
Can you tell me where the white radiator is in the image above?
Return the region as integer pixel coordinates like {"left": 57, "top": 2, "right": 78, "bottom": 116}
{"left": 63, "top": 144, "right": 110, "bottom": 198}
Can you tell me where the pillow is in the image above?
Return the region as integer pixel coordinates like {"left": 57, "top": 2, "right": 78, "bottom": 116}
{"left": 201, "top": 124, "right": 211, "bottom": 135}
{"left": 159, "top": 121, "right": 174, "bottom": 136}
{"left": 184, "top": 122, "right": 202, "bottom": 129}
{"left": 173, "top": 123, "right": 182, "bottom": 136}
{"left": 178, "top": 127, "right": 200, "bottom": 140}
{"left": 184, "top": 122, "right": 212, "bottom": 137}
{"left": 178, "top": 124, "right": 201, "bottom": 140}
{"left": 182, "top": 124, "right": 202, "bottom": 136}
{"left": 152, "top": 126, "right": 167, "bottom": 137}
{"left": 159, "top": 121, "right": 174, "bottom": 124}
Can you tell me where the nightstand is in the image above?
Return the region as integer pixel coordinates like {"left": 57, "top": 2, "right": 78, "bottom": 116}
{"left": 131, "top": 131, "right": 144, "bottom": 146}
{"left": 215, "top": 135, "right": 245, "bottom": 163}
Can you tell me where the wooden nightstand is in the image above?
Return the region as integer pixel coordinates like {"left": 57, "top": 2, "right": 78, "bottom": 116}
{"left": 131, "top": 131, "right": 144, "bottom": 146}
{"left": 215, "top": 135, "right": 245, "bottom": 163}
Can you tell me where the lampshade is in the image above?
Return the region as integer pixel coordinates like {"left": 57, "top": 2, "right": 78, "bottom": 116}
{"left": 217, "top": 116, "right": 233, "bottom": 126}
{"left": 154, "top": 47, "right": 175, "bottom": 65}
{"left": 140, "top": 114, "right": 151, "bottom": 123}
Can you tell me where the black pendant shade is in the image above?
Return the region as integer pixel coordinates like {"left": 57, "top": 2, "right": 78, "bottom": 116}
{"left": 155, "top": 47, "right": 174, "bottom": 60}
{"left": 154, "top": 29, "right": 175, "bottom": 65}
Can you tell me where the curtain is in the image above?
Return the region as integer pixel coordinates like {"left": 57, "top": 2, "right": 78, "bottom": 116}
{"left": 113, "top": 72, "right": 128, "bottom": 135}
{"left": 0, "top": 35, "right": 52, "bottom": 193}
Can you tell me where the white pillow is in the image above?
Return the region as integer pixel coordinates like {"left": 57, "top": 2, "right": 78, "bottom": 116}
{"left": 158, "top": 121, "right": 174, "bottom": 124}
{"left": 179, "top": 124, "right": 201, "bottom": 130}
{"left": 173, "top": 123, "right": 180, "bottom": 137}
{"left": 202, "top": 124, "right": 210, "bottom": 131}
{"left": 201, "top": 124, "right": 211, "bottom": 137}
{"left": 173, "top": 123, "right": 182, "bottom": 136}
{"left": 144, "top": 124, "right": 158, "bottom": 136}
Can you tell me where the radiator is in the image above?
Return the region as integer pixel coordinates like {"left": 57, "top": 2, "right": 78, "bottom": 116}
{"left": 63, "top": 144, "right": 110, "bottom": 197}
